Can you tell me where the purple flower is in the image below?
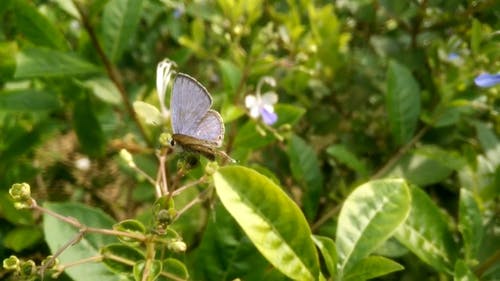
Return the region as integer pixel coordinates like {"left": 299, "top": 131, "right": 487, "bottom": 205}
{"left": 474, "top": 73, "right": 500, "bottom": 88}
{"left": 448, "top": 53, "right": 460, "bottom": 61}
{"left": 245, "top": 77, "right": 278, "bottom": 125}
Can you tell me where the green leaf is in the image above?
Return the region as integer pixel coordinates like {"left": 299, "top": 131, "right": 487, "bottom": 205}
{"left": 470, "top": 19, "right": 482, "bottom": 55}
{"left": 102, "top": 0, "right": 144, "bottom": 62}
{"left": 475, "top": 122, "right": 500, "bottom": 167}
{"left": 13, "top": 0, "right": 67, "bottom": 50}
{"left": 43, "top": 202, "right": 118, "bottom": 281}
{"left": 394, "top": 186, "right": 458, "bottom": 274}
{"left": 274, "top": 104, "right": 306, "bottom": 126}
{"left": 73, "top": 96, "right": 106, "bottom": 157}
{"left": 101, "top": 244, "right": 145, "bottom": 274}
{"left": 454, "top": 260, "right": 479, "bottom": 281}
{"left": 192, "top": 203, "right": 270, "bottom": 281}
{"left": 133, "top": 101, "right": 163, "bottom": 126}
{"left": 15, "top": 48, "right": 101, "bottom": 78}
{"left": 287, "top": 134, "right": 323, "bottom": 220}
{"left": 385, "top": 60, "right": 421, "bottom": 145}
{"left": 133, "top": 260, "right": 162, "bottom": 281}
{"left": 326, "top": 144, "right": 369, "bottom": 177}
{"left": 0, "top": 41, "right": 18, "bottom": 81}
{"left": 232, "top": 120, "right": 275, "bottom": 160}
{"left": 218, "top": 59, "right": 242, "bottom": 93}
{"left": 4, "top": 226, "right": 43, "bottom": 252}
{"left": 458, "top": 189, "right": 483, "bottom": 261}
{"left": 77, "top": 77, "right": 122, "bottom": 105}
{"left": 312, "top": 235, "right": 337, "bottom": 278}
{"left": 0, "top": 89, "right": 59, "bottom": 111}
{"left": 159, "top": 258, "right": 189, "bottom": 281}
{"left": 343, "top": 256, "right": 404, "bottom": 281}
{"left": 336, "top": 179, "right": 410, "bottom": 275}
{"left": 213, "top": 166, "right": 320, "bottom": 281}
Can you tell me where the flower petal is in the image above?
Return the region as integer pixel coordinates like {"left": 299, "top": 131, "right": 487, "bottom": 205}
{"left": 260, "top": 107, "right": 278, "bottom": 125}
{"left": 261, "top": 92, "right": 278, "bottom": 105}
{"left": 474, "top": 73, "right": 500, "bottom": 88}
{"left": 249, "top": 106, "right": 260, "bottom": 118}
{"left": 245, "top": 95, "right": 258, "bottom": 108}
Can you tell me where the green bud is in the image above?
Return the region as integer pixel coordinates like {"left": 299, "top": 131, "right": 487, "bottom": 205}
{"left": 9, "top": 183, "right": 31, "bottom": 202}
{"left": 169, "top": 240, "right": 187, "bottom": 253}
{"left": 159, "top": 132, "right": 172, "bottom": 147}
{"left": 205, "top": 161, "right": 219, "bottom": 176}
{"left": 19, "top": 260, "right": 36, "bottom": 276}
{"left": 119, "top": 149, "right": 136, "bottom": 168}
{"left": 3, "top": 255, "right": 20, "bottom": 271}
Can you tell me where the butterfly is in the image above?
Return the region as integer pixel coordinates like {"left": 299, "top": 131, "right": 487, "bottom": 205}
{"left": 170, "top": 73, "right": 233, "bottom": 162}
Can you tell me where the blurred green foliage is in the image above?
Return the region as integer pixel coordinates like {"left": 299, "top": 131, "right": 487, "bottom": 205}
{"left": 0, "top": 0, "right": 499, "bottom": 280}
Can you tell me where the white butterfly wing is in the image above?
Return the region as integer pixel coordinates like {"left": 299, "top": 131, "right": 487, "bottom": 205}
{"left": 171, "top": 73, "right": 212, "bottom": 135}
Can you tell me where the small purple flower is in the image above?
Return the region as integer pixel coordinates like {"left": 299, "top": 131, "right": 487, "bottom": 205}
{"left": 245, "top": 77, "right": 278, "bottom": 125}
{"left": 474, "top": 73, "right": 500, "bottom": 88}
{"left": 447, "top": 53, "right": 460, "bottom": 61}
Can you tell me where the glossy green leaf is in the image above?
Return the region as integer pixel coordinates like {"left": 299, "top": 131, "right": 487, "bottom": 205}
{"left": 113, "top": 219, "right": 146, "bottom": 245}
{"left": 3, "top": 225, "right": 43, "bottom": 252}
{"left": 475, "top": 122, "right": 500, "bottom": 167}
{"left": 15, "top": 48, "right": 100, "bottom": 78}
{"left": 458, "top": 189, "right": 483, "bottom": 261}
{"left": 454, "top": 259, "right": 479, "bottom": 281}
{"left": 336, "top": 179, "right": 410, "bottom": 275}
{"left": 213, "top": 166, "right": 320, "bottom": 281}
{"left": 386, "top": 60, "right": 421, "bottom": 145}
{"left": 343, "top": 256, "right": 404, "bottom": 281}
{"left": 159, "top": 258, "right": 189, "bottom": 281}
{"left": 0, "top": 89, "right": 59, "bottom": 111}
{"left": 102, "top": 0, "right": 144, "bottom": 62}
{"left": 101, "top": 244, "right": 145, "bottom": 274}
{"left": 0, "top": 194, "right": 34, "bottom": 225}
{"left": 287, "top": 134, "right": 323, "bottom": 220}
{"left": 312, "top": 235, "right": 337, "bottom": 278}
{"left": 78, "top": 77, "right": 122, "bottom": 105}
{"left": 13, "top": 0, "right": 67, "bottom": 50}
{"left": 43, "top": 202, "right": 118, "bottom": 281}
{"left": 73, "top": 96, "right": 106, "bottom": 157}
{"left": 394, "top": 186, "right": 458, "bottom": 274}
{"left": 191, "top": 203, "right": 270, "bottom": 281}
{"left": 326, "top": 144, "right": 369, "bottom": 177}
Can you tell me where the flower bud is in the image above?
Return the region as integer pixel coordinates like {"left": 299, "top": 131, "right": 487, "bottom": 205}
{"left": 9, "top": 183, "right": 31, "bottom": 202}
{"left": 3, "top": 255, "right": 20, "bottom": 271}
{"left": 119, "top": 149, "right": 136, "bottom": 168}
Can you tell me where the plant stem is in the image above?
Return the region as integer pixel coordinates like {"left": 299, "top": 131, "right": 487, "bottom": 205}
{"left": 72, "top": 0, "right": 152, "bottom": 147}
{"left": 371, "top": 125, "right": 429, "bottom": 179}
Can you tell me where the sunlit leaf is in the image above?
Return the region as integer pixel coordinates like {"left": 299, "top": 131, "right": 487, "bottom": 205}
{"left": 458, "top": 189, "right": 483, "bottom": 261}
{"left": 336, "top": 179, "right": 410, "bottom": 275}
{"left": 312, "top": 235, "right": 337, "bottom": 278}
{"left": 213, "top": 166, "right": 320, "bottom": 281}
{"left": 394, "top": 186, "right": 458, "bottom": 274}
{"left": 343, "top": 256, "right": 404, "bottom": 281}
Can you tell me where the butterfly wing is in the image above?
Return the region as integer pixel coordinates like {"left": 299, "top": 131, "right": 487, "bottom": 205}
{"left": 191, "top": 110, "right": 224, "bottom": 147}
{"left": 171, "top": 73, "right": 212, "bottom": 135}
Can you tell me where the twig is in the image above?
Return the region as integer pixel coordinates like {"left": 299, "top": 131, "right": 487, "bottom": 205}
{"left": 475, "top": 249, "right": 500, "bottom": 278}
{"left": 72, "top": 0, "right": 152, "bottom": 147}
{"left": 171, "top": 176, "right": 207, "bottom": 197}
{"left": 371, "top": 125, "right": 429, "bottom": 180}
{"left": 174, "top": 187, "right": 212, "bottom": 220}
{"left": 311, "top": 205, "right": 341, "bottom": 232}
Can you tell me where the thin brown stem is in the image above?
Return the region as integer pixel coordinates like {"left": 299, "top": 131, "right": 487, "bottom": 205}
{"left": 174, "top": 187, "right": 211, "bottom": 220}
{"left": 371, "top": 125, "right": 429, "bottom": 180}
{"left": 171, "top": 176, "right": 207, "bottom": 197}
{"left": 475, "top": 249, "right": 500, "bottom": 278}
{"left": 72, "top": 0, "right": 152, "bottom": 147}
